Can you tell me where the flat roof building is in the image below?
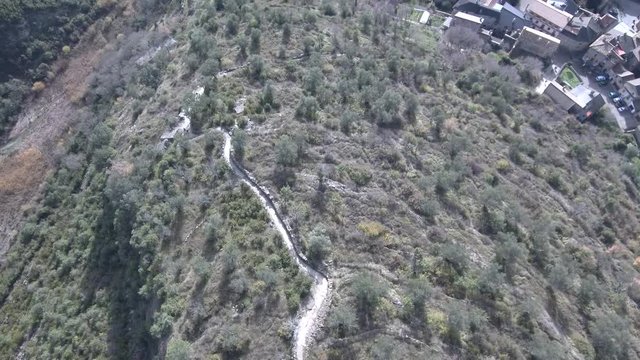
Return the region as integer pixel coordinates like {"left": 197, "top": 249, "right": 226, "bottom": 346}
{"left": 453, "top": 11, "right": 485, "bottom": 32}
{"left": 454, "top": 11, "right": 485, "bottom": 24}
{"left": 519, "top": 0, "right": 573, "bottom": 37}
{"left": 418, "top": 9, "right": 430, "bottom": 24}
{"left": 544, "top": 81, "right": 605, "bottom": 118}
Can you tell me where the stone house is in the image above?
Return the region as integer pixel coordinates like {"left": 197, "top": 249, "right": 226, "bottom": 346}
{"left": 583, "top": 24, "right": 640, "bottom": 72}
{"left": 519, "top": 0, "right": 573, "bottom": 37}
{"left": 452, "top": 11, "right": 485, "bottom": 32}
{"left": 543, "top": 81, "right": 605, "bottom": 118}
{"left": 557, "top": 12, "right": 617, "bottom": 52}
{"left": 625, "top": 78, "right": 640, "bottom": 99}
{"left": 512, "top": 26, "right": 561, "bottom": 58}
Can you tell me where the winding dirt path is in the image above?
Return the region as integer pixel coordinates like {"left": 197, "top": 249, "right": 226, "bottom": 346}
{"left": 221, "top": 131, "right": 329, "bottom": 360}
{"left": 171, "top": 64, "right": 331, "bottom": 359}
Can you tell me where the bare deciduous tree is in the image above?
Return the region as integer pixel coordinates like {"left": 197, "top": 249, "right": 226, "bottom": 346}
{"left": 444, "top": 27, "right": 483, "bottom": 51}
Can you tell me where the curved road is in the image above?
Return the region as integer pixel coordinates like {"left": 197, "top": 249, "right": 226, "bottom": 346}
{"left": 221, "top": 131, "right": 329, "bottom": 360}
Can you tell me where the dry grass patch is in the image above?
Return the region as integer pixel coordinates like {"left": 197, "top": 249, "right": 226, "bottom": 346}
{"left": 0, "top": 147, "right": 48, "bottom": 194}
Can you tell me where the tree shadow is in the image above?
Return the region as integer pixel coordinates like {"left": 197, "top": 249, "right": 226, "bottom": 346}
{"left": 272, "top": 166, "right": 296, "bottom": 189}
{"left": 182, "top": 278, "right": 210, "bottom": 342}
{"left": 80, "top": 187, "right": 160, "bottom": 360}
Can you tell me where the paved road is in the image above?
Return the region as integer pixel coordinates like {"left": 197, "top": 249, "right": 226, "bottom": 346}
{"left": 616, "top": 0, "right": 640, "bottom": 28}
{"left": 605, "top": 0, "right": 640, "bottom": 130}
{"left": 568, "top": 59, "right": 639, "bottom": 130}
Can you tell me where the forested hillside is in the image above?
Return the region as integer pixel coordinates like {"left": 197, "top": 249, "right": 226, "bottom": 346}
{"left": 0, "top": 0, "right": 105, "bottom": 136}
{"left": 0, "top": 0, "right": 639, "bottom": 359}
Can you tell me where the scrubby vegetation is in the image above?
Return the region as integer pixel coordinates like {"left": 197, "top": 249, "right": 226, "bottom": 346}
{"left": 0, "top": 0, "right": 177, "bottom": 138}
{"left": 0, "top": 0, "right": 639, "bottom": 359}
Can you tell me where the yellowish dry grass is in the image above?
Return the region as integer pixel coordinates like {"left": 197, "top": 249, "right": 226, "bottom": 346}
{"left": 0, "top": 147, "right": 48, "bottom": 194}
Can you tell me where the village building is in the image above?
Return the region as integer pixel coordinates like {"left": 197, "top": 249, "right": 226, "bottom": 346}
{"left": 511, "top": 26, "right": 561, "bottom": 58}
{"left": 624, "top": 78, "right": 640, "bottom": 99}
{"left": 453, "top": 0, "right": 532, "bottom": 32}
{"left": 519, "top": 0, "right": 573, "bottom": 37}
{"left": 611, "top": 65, "right": 636, "bottom": 89}
{"left": 447, "top": 0, "right": 640, "bottom": 131}
{"left": 557, "top": 12, "right": 617, "bottom": 51}
{"left": 616, "top": 78, "right": 640, "bottom": 114}
{"left": 452, "top": 11, "right": 485, "bottom": 32}
{"left": 453, "top": 0, "right": 500, "bottom": 27}
{"left": 418, "top": 9, "right": 431, "bottom": 24}
{"left": 544, "top": 81, "right": 605, "bottom": 118}
{"left": 493, "top": 2, "right": 531, "bottom": 35}
{"left": 582, "top": 23, "right": 639, "bottom": 73}
{"left": 451, "top": 0, "right": 614, "bottom": 58}
{"left": 583, "top": 33, "right": 627, "bottom": 71}
{"left": 546, "top": 0, "right": 580, "bottom": 15}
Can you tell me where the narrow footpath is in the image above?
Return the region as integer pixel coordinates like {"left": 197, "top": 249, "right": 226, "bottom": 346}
{"left": 163, "top": 64, "right": 332, "bottom": 359}
{"left": 221, "top": 131, "right": 330, "bottom": 360}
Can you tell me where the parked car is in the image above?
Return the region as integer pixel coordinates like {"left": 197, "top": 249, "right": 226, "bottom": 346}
{"left": 609, "top": 91, "right": 621, "bottom": 98}
{"left": 618, "top": 106, "right": 627, "bottom": 112}
{"left": 595, "top": 75, "right": 610, "bottom": 82}
{"left": 612, "top": 97, "right": 623, "bottom": 103}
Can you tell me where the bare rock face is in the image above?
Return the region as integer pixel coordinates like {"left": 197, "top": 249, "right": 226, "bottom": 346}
{"left": 234, "top": 97, "right": 246, "bottom": 114}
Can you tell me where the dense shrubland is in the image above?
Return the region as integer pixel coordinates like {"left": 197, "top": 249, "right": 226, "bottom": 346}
{"left": 0, "top": 0, "right": 639, "bottom": 359}
{"left": 222, "top": 1, "right": 640, "bottom": 359}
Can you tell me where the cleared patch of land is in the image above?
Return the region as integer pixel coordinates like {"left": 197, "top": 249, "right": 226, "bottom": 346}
{"left": 409, "top": 9, "right": 424, "bottom": 22}
{"left": 0, "top": 147, "right": 47, "bottom": 194}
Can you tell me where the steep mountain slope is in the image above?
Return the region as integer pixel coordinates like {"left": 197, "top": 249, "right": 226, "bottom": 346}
{"left": 0, "top": 0, "right": 640, "bottom": 359}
